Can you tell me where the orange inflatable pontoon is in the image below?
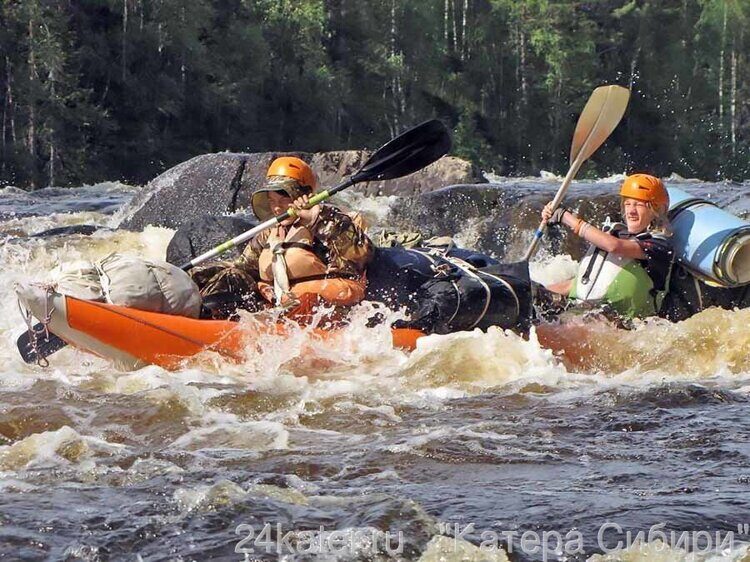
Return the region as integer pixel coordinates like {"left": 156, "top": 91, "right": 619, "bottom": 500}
{"left": 15, "top": 284, "right": 424, "bottom": 371}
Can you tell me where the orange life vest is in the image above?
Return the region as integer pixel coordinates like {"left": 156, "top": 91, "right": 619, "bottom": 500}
{"left": 256, "top": 224, "right": 366, "bottom": 310}
{"left": 258, "top": 225, "right": 326, "bottom": 284}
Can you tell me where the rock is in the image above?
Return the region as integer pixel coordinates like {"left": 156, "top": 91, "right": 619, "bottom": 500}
{"left": 119, "top": 150, "right": 483, "bottom": 231}
{"left": 390, "top": 183, "right": 527, "bottom": 260}
{"left": 8, "top": 224, "right": 107, "bottom": 245}
{"left": 29, "top": 225, "right": 104, "bottom": 238}
{"left": 385, "top": 182, "right": 622, "bottom": 261}
{"left": 120, "top": 153, "right": 252, "bottom": 231}
{"left": 165, "top": 214, "right": 258, "bottom": 266}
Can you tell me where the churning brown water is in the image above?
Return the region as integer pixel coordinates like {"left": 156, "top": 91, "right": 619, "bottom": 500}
{"left": 2, "top": 179, "right": 750, "bottom": 561}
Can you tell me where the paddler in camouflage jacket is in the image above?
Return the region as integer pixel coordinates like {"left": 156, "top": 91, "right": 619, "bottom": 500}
{"left": 190, "top": 157, "right": 373, "bottom": 319}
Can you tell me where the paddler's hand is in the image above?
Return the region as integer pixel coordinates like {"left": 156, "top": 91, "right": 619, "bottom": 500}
{"left": 542, "top": 203, "right": 568, "bottom": 226}
{"left": 289, "top": 194, "right": 320, "bottom": 226}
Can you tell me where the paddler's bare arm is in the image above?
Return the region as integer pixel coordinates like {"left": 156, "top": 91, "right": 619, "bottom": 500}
{"left": 546, "top": 279, "right": 573, "bottom": 294}
{"left": 542, "top": 204, "right": 647, "bottom": 260}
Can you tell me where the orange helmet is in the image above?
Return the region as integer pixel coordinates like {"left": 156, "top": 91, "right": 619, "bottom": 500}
{"left": 251, "top": 157, "right": 318, "bottom": 221}
{"left": 619, "top": 174, "right": 669, "bottom": 211}
{"left": 266, "top": 156, "right": 317, "bottom": 191}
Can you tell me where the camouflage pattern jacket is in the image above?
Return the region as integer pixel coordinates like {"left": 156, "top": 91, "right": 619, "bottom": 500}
{"left": 234, "top": 205, "right": 373, "bottom": 281}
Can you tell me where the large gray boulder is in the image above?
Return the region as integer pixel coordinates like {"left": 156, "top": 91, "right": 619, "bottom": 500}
{"left": 119, "top": 151, "right": 484, "bottom": 231}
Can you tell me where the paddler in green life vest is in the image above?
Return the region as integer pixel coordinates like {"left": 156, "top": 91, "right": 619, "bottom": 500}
{"left": 540, "top": 174, "right": 674, "bottom": 319}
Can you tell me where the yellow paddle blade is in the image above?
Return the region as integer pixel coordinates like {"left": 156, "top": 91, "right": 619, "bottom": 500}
{"left": 570, "top": 85, "right": 630, "bottom": 165}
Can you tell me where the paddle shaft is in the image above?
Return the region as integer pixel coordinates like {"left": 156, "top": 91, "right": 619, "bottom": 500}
{"left": 523, "top": 153, "right": 586, "bottom": 262}
{"left": 179, "top": 179, "right": 353, "bottom": 271}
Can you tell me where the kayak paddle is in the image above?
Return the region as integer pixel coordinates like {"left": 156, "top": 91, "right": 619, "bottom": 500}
{"left": 17, "top": 119, "right": 452, "bottom": 364}
{"left": 180, "top": 119, "right": 452, "bottom": 271}
{"left": 523, "top": 85, "right": 631, "bottom": 261}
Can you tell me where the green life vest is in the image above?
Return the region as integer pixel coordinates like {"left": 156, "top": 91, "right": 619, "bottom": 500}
{"left": 569, "top": 223, "right": 670, "bottom": 318}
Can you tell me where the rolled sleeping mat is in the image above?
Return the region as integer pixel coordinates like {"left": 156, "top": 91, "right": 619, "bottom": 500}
{"left": 668, "top": 187, "right": 750, "bottom": 287}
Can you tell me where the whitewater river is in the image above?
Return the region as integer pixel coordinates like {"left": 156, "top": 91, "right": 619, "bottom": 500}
{"left": 2, "top": 179, "right": 750, "bottom": 561}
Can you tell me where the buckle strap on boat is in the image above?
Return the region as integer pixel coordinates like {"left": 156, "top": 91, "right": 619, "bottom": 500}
{"left": 446, "top": 280, "right": 462, "bottom": 326}
{"left": 412, "top": 249, "right": 498, "bottom": 329}
{"left": 261, "top": 241, "right": 315, "bottom": 251}
{"left": 441, "top": 255, "right": 492, "bottom": 329}
{"left": 581, "top": 247, "right": 603, "bottom": 285}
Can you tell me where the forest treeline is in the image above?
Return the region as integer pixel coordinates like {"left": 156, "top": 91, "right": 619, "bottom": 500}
{"left": 0, "top": 0, "right": 748, "bottom": 189}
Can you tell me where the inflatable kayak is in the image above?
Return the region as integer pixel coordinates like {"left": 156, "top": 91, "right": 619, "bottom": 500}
{"left": 14, "top": 283, "right": 425, "bottom": 371}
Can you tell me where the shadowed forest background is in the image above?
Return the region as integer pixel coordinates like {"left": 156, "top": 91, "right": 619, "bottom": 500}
{"left": 0, "top": 0, "right": 748, "bottom": 189}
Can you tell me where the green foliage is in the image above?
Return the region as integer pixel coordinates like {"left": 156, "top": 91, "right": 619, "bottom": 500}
{"left": 454, "top": 109, "right": 495, "bottom": 169}
{"left": 0, "top": 0, "right": 748, "bottom": 187}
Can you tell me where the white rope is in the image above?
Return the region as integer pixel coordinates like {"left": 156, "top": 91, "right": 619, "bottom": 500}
{"left": 16, "top": 283, "right": 58, "bottom": 368}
